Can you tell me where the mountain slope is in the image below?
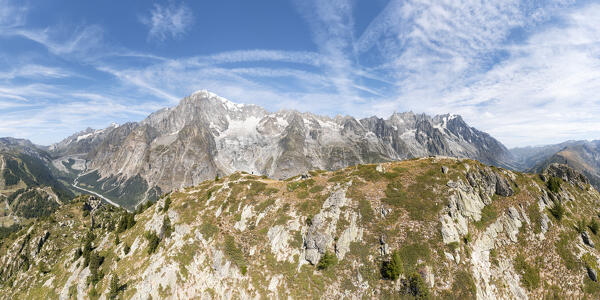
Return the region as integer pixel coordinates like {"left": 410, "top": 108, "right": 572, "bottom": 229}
{"left": 54, "top": 90, "right": 514, "bottom": 210}
{"left": 1, "top": 158, "right": 599, "bottom": 299}
{"left": 0, "top": 138, "right": 74, "bottom": 227}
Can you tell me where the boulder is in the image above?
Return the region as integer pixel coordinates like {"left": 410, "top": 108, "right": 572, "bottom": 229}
{"left": 441, "top": 166, "right": 449, "bottom": 174}
{"left": 582, "top": 232, "right": 595, "bottom": 248}
{"left": 588, "top": 266, "right": 598, "bottom": 282}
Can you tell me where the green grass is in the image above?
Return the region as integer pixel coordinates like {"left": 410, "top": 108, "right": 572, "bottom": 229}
{"left": 309, "top": 185, "right": 324, "bottom": 193}
{"left": 527, "top": 203, "right": 543, "bottom": 234}
{"left": 327, "top": 174, "right": 347, "bottom": 183}
{"left": 513, "top": 253, "right": 540, "bottom": 290}
{"left": 256, "top": 198, "right": 276, "bottom": 212}
{"left": 382, "top": 168, "right": 444, "bottom": 220}
{"left": 398, "top": 238, "right": 431, "bottom": 272}
{"left": 590, "top": 218, "right": 600, "bottom": 235}
{"left": 224, "top": 235, "right": 247, "bottom": 275}
{"left": 358, "top": 198, "right": 374, "bottom": 225}
{"left": 441, "top": 270, "right": 476, "bottom": 299}
{"left": 475, "top": 204, "right": 498, "bottom": 229}
{"left": 489, "top": 248, "right": 499, "bottom": 266}
{"left": 353, "top": 164, "right": 383, "bottom": 182}
{"left": 549, "top": 200, "right": 565, "bottom": 221}
{"left": 296, "top": 190, "right": 309, "bottom": 199}
{"left": 317, "top": 251, "right": 337, "bottom": 270}
{"left": 547, "top": 177, "right": 562, "bottom": 193}
{"left": 287, "top": 179, "right": 314, "bottom": 192}
{"left": 199, "top": 223, "right": 218, "bottom": 240}
{"left": 556, "top": 232, "right": 579, "bottom": 270}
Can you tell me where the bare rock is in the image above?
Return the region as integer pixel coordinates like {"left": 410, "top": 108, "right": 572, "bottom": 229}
{"left": 582, "top": 232, "right": 595, "bottom": 248}
{"left": 588, "top": 266, "right": 598, "bottom": 282}
{"left": 544, "top": 163, "right": 590, "bottom": 189}
{"left": 441, "top": 166, "right": 449, "bottom": 174}
{"left": 304, "top": 184, "right": 350, "bottom": 264}
{"left": 335, "top": 213, "right": 362, "bottom": 259}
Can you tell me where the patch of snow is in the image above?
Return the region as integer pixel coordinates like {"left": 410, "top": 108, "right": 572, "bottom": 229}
{"left": 192, "top": 89, "right": 245, "bottom": 111}
{"left": 222, "top": 116, "right": 261, "bottom": 137}
{"left": 76, "top": 133, "right": 93, "bottom": 141}
{"left": 400, "top": 129, "right": 416, "bottom": 138}
{"left": 275, "top": 116, "right": 288, "bottom": 128}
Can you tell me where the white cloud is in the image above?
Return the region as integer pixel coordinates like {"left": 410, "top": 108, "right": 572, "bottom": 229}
{"left": 1, "top": 0, "right": 599, "bottom": 149}
{"left": 0, "top": 0, "right": 27, "bottom": 28}
{"left": 0, "top": 64, "right": 72, "bottom": 80}
{"left": 0, "top": 91, "right": 163, "bottom": 145}
{"left": 140, "top": 2, "right": 193, "bottom": 42}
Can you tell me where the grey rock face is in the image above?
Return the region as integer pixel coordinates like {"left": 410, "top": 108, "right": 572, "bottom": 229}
{"left": 544, "top": 163, "right": 590, "bottom": 189}
{"left": 466, "top": 166, "right": 514, "bottom": 197}
{"left": 440, "top": 165, "right": 516, "bottom": 244}
{"left": 304, "top": 184, "right": 350, "bottom": 264}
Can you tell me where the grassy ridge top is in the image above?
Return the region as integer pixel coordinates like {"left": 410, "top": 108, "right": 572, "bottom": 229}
{"left": 1, "top": 157, "right": 600, "bottom": 299}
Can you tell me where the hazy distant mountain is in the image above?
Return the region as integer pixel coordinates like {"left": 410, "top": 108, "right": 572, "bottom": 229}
{"left": 48, "top": 91, "right": 514, "bottom": 209}
{"left": 48, "top": 123, "right": 119, "bottom": 157}
{"left": 511, "top": 140, "right": 600, "bottom": 190}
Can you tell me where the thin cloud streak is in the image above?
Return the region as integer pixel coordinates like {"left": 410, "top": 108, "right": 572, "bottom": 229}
{"left": 140, "top": 2, "right": 193, "bottom": 42}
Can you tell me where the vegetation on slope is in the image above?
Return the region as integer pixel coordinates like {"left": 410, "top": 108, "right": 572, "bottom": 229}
{"left": 0, "top": 158, "right": 600, "bottom": 299}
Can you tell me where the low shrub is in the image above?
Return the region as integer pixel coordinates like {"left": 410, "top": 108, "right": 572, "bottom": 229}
{"left": 224, "top": 235, "right": 247, "bottom": 275}
{"left": 404, "top": 272, "right": 429, "bottom": 299}
{"left": 145, "top": 231, "right": 160, "bottom": 254}
{"left": 317, "top": 251, "right": 338, "bottom": 270}
{"left": 514, "top": 253, "right": 540, "bottom": 290}
{"left": 589, "top": 218, "right": 599, "bottom": 235}
{"left": 547, "top": 177, "right": 561, "bottom": 193}
{"left": 549, "top": 200, "right": 565, "bottom": 221}
{"left": 575, "top": 218, "right": 587, "bottom": 234}
{"left": 381, "top": 251, "right": 403, "bottom": 280}
{"left": 162, "top": 197, "right": 171, "bottom": 212}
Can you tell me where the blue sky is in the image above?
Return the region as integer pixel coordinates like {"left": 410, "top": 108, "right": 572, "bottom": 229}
{"left": 1, "top": 0, "right": 600, "bottom": 147}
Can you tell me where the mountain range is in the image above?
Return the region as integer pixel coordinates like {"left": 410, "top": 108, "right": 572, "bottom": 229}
{"left": 3, "top": 90, "right": 600, "bottom": 299}
{"left": 1, "top": 90, "right": 599, "bottom": 213}
{"left": 43, "top": 90, "right": 515, "bottom": 210}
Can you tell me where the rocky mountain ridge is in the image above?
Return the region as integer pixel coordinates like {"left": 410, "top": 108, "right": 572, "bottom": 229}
{"left": 1, "top": 158, "right": 600, "bottom": 299}
{"left": 49, "top": 90, "right": 515, "bottom": 210}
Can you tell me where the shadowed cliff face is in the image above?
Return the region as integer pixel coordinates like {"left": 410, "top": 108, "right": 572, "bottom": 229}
{"left": 1, "top": 158, "right": 599, "bottom": 299}
{"left": 48, "top": 91, "right": 514, "bottom": 209}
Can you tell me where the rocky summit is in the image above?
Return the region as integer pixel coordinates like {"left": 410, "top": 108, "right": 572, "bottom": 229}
{"left": 48, "top": 91, "right": 513, "bottom": 210}
{"left": 2, "top": 157, "right": 600, "bottom": 299}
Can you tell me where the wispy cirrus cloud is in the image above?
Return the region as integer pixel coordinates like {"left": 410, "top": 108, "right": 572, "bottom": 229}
{"left": 0, "top": 0, "right": 27, "bottom": 28}
{"left": 140, "top": 2, "right": 193, "bottom": 42}
{"left": 1, "top": 0, "right": 599, "bottom": 149}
